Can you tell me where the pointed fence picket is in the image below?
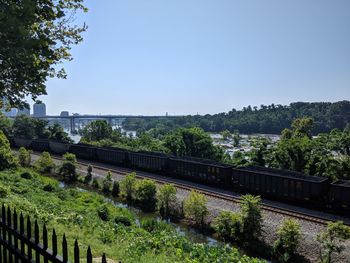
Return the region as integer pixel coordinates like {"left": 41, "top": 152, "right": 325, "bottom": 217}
{"left": 0, "top": 205, "right": 109, "bottom": 263}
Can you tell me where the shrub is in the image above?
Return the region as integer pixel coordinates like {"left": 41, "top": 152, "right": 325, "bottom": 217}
{"left": 212, "top": 211, "right": 242, "bottom": 242}
{"left": 157, "top": 184, "right": 177, "bottom": 219}
{"left": 92, "top": 178, "right": 100, "bottom": 189}
{"left": 34, "top": 152, "right": 55, "bottom": 174}
{"left": 0, "top": 184, "right": 10, "bottom": 198}
{"left": 240, "top": 194, "right": 262, "bottom": 242}
{"left": 111, "top": 181, "right": 120, "bottom": 197}
{"left": 273, "top": 219, "right": 301, "bottom": 262}
{"left": 317, "top": 221, "right": 350, "bottom": 263}
{"left": 0, "top": 130, "right": 18, "bottom": 170}
{"left": 135, "top": 179, "right": 157, "bottom": 212}
{"left": 183, "top": 190, "right": 208, "bottom": 227}
{"left": 18, "top": 147, "right": 31, "bottom": 167}
{"left": 141, "top": 218, "right": 172, "bottom": 233}
{"left": 114, "top": 214, "right": 132, "bottom": 226}
{"left": 102, "top": 171, "right": 113, "bottom": 193}
{"left": 84, "top": 164, "right": 93, "bottom": 184}
{"left": 120, "top": 172, "right": 136, "bottom": 201}
{"left": 59, "top": 153, "right": 77, "bottom": 181}
{"left": 97, "top": 204, "right": 110, "bottom": 221}
{"left": 43, "top": 183, "right": 55, "bottom": 192}
{"left": 20, "top": 171, "right": 32, "bottom": 179}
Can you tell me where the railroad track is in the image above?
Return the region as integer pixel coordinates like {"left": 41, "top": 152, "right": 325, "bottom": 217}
{"left": 31, "top": 152, "right": 348, "bottom": 227}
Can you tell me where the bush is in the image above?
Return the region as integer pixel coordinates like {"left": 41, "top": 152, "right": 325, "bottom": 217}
{"left": 0, "top": 130, "right": 18, "bottom": 170}
{"left": 18, "top": 147, "right": 31, "bottom": 167}
{"left": 120, "top": 172, "right": 136, "bottom": 201}
{"left": 59, "top": 153, "right": 77, "bottom": 181}
{"left": 135, "top": 179, "right": 157, "bottom": 212}
{"left": 141, "top": 218, "right": 172, "bottom": 233}
{"left": 102, "top": 171, "right": 113, "bottom": 193}
{"left": 111, "top": 181, "right": 120, "bottom": 197}
{"left": 20, "top": 171, "right": 32, "bottom": 179}
{"left": 317, "top": 221, "right": 350, "bottom": 263}
{"left": 97, "top": 204, "right": 110, "bottom": 221}
{"left": 43, "top": 183, "right": 55, "bottom": 192}
{"left": 84, "top": 164, "right": 93, "bottom": 184}
{"left": 157, "top": 184, "right": 177, "bottom": 219}
{"left": 0, "top": 183, "right": 10, "bottom": 198}
{"left": 212, "top": 211, "right": 242, "bottom": 242}
{"left": 92, "top": 178, "right": 100, "bottom": 189}
{"left": 114, "top": 214, "right": 132, "bottom": 226}
{"left": 240, "top": 194, "right": 262, "bottom": 242}
{"left": 34, "top": 152, "right": 55, "bottom": 173}
{"left": 273, "top": 219, "right": 301, "bottom": 262}
{"left": 183, "top": 190, "right": 208, "bottom": 227}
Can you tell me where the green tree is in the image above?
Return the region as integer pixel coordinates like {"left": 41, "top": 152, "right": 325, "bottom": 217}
{"left": 59, "top": 153, "right": 77, "bottom": 181}
{"left": 212, "top": 210, "right": 242, "bottom": 242}
{"left": 80, "top": 120, "right": 112, "bottom": 142}
{"left": 157, "top": 183, "right": 177, "bottom": 219}
{"left": 317, "top": 221, "right": 350, "bottom": 263}
{"left": 84, "top": 164, "right": 93, "bottom": 184}
{"left": 240, "top": 194, "right": 262, "bottom": 242}
{"left": 0, "top": 113, "right": 12, "bottom": 137}
{"left": 18, "top": 147, "right": 31, "bottom": 167}
{"left": 48, "top": 123, "right": 73, "bottom": 143}
{"left": 111, "top": 181, "right": 120, "bottom": 197}
{"left": 12, "top": 115, "right": 36, "bottom": 139}
{"left": 135, "top": 179, "right": 157, "bottom": 212}
{"left": 0, "top": 0, "right": 87, "bottom": 108}
{"left": 183, "top": 190, "right": 208, "bottom": 227}
{"left": 0, "top": 130, "right": 17, "bottom": 170}
{"left": 34, "top": 152, "right": 55, "bottom": 173}
{"left": 273, "top": 219, "right": 301, "bottom": 262}
{"left": 221, "top": 130, "right": 231, "bottom": 140}
{"left": 291, "top": 117, "right": 314, "bottom": 138}
{"left": 120, "top": 173, "right": 136, "bottom": 201}
{"left": 102, "top": 171, "right": 113, "bottom": 193}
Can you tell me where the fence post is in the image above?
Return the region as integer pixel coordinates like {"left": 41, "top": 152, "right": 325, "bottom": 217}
{"left": 35, "top": 220, "right": 40, "bottom": 263}
{"left": 62, "top": 234, "right": 68, "bottom": 262}
{"left": 52, "top": 229, "right": 57, "bottom": 256}
{"left": 102, "top": 253, "right": 107, "bottom": 263}
{"left": 2, "top": 205, "right": 7, "bottom": 263}
{"left": 26, "top": 216, "right": 32, "bottom": 260}
{"left": 43, "top": 224, "right": 48, "bottom": 263}
{"left": 19, "top": 213, "right": 24, "bottom": 257}
{"left": 87, "top": 246, "right": 92, "bottom": 263}
{"left": 7, "top": 207, "right": 13, "bottom": 263}
{"left": 74, "top": 239, "right": 79, "bottom": 263}
{"left": 13, "top": 209, "right": 18, "bottom": 263}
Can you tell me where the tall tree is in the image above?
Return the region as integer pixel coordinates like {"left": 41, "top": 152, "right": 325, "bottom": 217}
{"left": 0, "top": 0, "right": 87, "bottom": 108}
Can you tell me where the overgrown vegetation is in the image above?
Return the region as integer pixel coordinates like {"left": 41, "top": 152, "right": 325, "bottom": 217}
{"left": 183, "top": 191, "right": 208, "bottom": 227}
{"left": 0, "top": 168, "right": 265, "bottom": 263}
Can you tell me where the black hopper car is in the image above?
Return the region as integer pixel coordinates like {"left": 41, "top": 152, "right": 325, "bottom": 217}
{"left": 10, "top": 138, "right": 350, "bottom": 215}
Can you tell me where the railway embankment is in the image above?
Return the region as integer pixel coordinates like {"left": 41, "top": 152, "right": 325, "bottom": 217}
{"left": 30, "top": 153, "right": 350, "bottom": 263}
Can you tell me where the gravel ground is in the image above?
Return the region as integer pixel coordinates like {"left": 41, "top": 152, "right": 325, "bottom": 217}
{"left": 30, "top": 153, "right": 350, "bottom": 263}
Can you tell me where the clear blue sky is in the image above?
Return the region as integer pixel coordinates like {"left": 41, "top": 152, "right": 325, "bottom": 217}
{"left": 40, "top": 0, "right": 350, "bottom": 115}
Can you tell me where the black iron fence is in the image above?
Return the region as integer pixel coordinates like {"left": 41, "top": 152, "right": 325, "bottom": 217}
{"left": 0, "top": 205, "right": 108, "bottom": 263}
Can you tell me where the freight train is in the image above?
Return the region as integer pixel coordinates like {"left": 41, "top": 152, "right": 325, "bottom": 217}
{"left": 11, "top": 138, "right": 350, "bottom": 215}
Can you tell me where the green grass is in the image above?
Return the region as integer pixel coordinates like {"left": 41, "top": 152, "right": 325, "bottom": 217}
{"left": 0, "top": 168, "right": 265, "bottom": 263}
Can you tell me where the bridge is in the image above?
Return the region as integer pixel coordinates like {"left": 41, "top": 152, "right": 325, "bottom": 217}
{"left": 10, "top": 115, "right": 182, "bottom": 131}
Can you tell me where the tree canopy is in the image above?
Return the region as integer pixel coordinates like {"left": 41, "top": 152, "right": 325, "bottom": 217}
{"left": 0, "top": 0, "right": 87, "bottom": 108}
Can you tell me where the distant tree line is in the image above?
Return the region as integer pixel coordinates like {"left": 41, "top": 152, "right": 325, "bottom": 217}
{"left": 123, "top": 101, "right": 350, "bottom": 135}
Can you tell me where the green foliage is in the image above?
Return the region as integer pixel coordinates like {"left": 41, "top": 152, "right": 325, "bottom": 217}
{"left": 20, "top": 171, "right": 32, "bottom": 179}
{"left": 157, "top": 184, "right": 177, "bottom": 219}
{"left": 0, "top": 0, "right": 87, "bottom": 107}
{"left": 59, "top": 153, "right": 77, "bottom": 181}
{"left": 48, "top": 124, "right": 73, "bottom": 143}
{"left": 221, "top": 130, "right": 231, "bottom": 140}
{"left": 97, "top": 204, "right": 110, "bottom": 221}
{"left": 12, "top": 115, "right": 50, "bottom": 139}
{"left": 141, "top": 218, "right": 172, "bottom": 233}
{"left": 120, "top": 173, "right": 136, "bottom": 201}
{"left": 240, "top": 195, "right": 262, "bottom": 242}
{"left": 80, "top": 120, "right": 113, "bottom": 141}
{"left": 18, "top": 147, "right": 31, "bottom": 167}
{"left": 114, "top": 214, "right": 133, "bottom": 226}
{"left": 212, "top": 210, "right": 242, "bottom": 242}
{"left": 92, "top": 178, "right": 100, "bottom": 189}
{"left": 183, "top": 191, "right": 208, "bottom": 227}
{"left": 0, "top": 183, "right": 10, "bottom": 198}
{"left": 34, "top": 152, "right": 55, "bottom": 174}
{"left": 111, "top": 181, "right": 120, "bottom": 197}
{"left": 43, "top": 183, "right": 56, "bottom": 192}
{"left": 135, "top": 179, "right": 157, "bottom": 212}
{"left": 0, "top": 130, "right": 18, "bottom": 170}
{"left": 0, "top": 113, "right": 12, "bottom": 137}
{"left": 317, "top": 221, "right": 350, "bottom": 263}
{"left": 84, "top": 164, "right": 93, "bottom": 184}
{"left": 273, "top": 219, "right": 301, "bottom": 262}
{"left": 102, "top": 171, "right": 113, "bottom": 193}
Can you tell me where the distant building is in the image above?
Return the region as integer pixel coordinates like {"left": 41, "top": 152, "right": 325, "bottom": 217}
{"left": 17, "top": 107, "right": 30, "bottom": 116}
{"left": 33, "top": 103, "right": 46, "bottom": 117}
{"left": 60, "top": 111, "right": 69, "bottom": 117}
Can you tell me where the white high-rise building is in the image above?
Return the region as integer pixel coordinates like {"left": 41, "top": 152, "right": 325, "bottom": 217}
{"left": 33, "top": 103, "right": 46, "bottom": 117}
